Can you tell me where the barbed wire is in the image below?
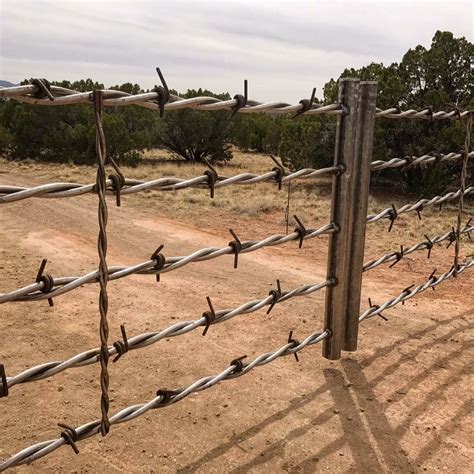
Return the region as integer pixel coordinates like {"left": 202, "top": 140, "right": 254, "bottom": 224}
{"left": 0, "top": 223, "right": 336, "bottom": 304}
{"left": 370, "top": 151, "right": 473, "bottom": 172}
{"left": 362, "top": 222, "right": 473, "bottom": 271}
{"left": 1, "top": 151, "right": 472, "bottom": 204}
{"left": 0, "top": 84, "right": 472, "bottom": 120}
{"left": 0, "top": 166, "right": 340, "bottom": 203}
{"left": 3, "top": 222, "right": 471, "bottom": 393}
{"left": 2, "top": 280, "right": 333, "bottom": 392}
{"left": 359, "top": 258, "right": 473, "bottom": 322}
{"left": 2, "top": 257, "right": 472, "bottom": 470}
{"left": 366, "top": 186, "right": 474, "bottom": 227}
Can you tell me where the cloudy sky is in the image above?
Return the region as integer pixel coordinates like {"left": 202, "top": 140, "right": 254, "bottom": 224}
{"left": 0, "top": 0, "right": 472, "bottom": 102}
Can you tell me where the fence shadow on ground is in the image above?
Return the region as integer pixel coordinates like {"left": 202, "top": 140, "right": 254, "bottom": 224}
{"left": 178, "top": 310, "right": 473, "bottom": 472}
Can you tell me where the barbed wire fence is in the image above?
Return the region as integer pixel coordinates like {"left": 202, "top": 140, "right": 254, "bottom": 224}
{"left": 0, "top": 74, "right": 473, "bottom": 470}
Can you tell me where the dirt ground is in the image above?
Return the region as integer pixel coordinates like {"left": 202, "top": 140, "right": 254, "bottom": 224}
{"left": 0, "top": 153, "right": 473, "bottom": 473}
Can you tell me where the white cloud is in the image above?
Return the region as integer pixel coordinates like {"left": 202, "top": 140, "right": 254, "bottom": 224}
{"left": 0, "top": 0, "right": 472, "bottom": 102}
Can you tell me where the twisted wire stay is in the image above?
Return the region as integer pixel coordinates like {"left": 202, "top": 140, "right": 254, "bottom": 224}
{"left": 92, "top": 91, "right": 110, "bottom": 436}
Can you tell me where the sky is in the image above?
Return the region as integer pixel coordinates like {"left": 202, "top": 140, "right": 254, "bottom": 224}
{"left": 0, "top": 0, "right": 472, "bottom": 102}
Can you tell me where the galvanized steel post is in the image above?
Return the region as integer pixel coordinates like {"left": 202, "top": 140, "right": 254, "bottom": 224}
{"left": 344, "top": 81, "right": 378, "bottom": 351}
{"left": 322, "top": 78, "right": 360, "bottom": 360}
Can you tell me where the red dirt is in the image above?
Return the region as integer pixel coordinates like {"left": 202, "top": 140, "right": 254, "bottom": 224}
{"left": 0, "top": 170, "right": 473, "bottom": 473}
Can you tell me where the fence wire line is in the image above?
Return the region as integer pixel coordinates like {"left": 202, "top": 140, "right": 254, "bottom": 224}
{"left": 3, "top": 223, "right": 470, "bottom": 392}
{"left": 2, "top": 152, "right": 472, "bottom": 204}
{"left": 4, "top": 280, "right": 333, "bottom": 391}
{"left": 366, "top": 186, "right": 473, "bottom": 224}
{"left": 359, "top": 258, "right": 473, "bottom": 322}
{"left": 362, "top": 223, "right": 473, "bottom": 271}
{"left": 0, "top": 84, "right": 472, "bottom": 120}
{"left": 0, "top": 223, "right": 336, "bottom": 304}
{"left": 2, "top": 257, "right": 472, "bottom": 470}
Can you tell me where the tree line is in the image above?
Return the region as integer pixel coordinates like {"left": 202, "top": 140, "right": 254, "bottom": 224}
{"left": 0, "top": 31, "right": 472, "bottom": 194}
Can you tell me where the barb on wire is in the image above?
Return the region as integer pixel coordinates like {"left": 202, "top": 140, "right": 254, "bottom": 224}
{"left": 154, "top": 67, "right": 170, "bottom": 117}
{"left": 359, "top": 258, "right": 473, "bottom": 322}
{"left": 0, "top": 328, "right": 330, "bottom": 470}
{"left": 367, "top": 186, "right": 474, "bottom": 225}
{"left": 362, "top": 223, "right": 474, "bottom": 272}
{"left": 0, "top": 222, "right": 336, "bottom": 304}
{"left": 3, "top": 258, "right": 473, "bottom": 470}
{"left": 3, "top": 279, "right": 332, "bottom": 393}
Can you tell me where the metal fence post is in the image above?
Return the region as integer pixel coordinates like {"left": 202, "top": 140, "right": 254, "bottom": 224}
{"left": 344, "top": 81, "right": 378, "bottom": 351}
{"left": 322, "top": 78, "right": 360, "bottom": 360}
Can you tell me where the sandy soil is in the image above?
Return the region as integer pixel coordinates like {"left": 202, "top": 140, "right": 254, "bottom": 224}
{"left": 0, "top": 165, "right": 473, "bottom": 473}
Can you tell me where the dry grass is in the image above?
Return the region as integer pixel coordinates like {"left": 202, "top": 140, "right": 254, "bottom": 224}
{"left": 1, "top": 149, "right": 472, "bottom": 258}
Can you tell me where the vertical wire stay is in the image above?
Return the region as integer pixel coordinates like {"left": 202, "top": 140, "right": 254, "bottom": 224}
{"left": 92, "top": 90, "right": 111, "bottom": 436}
{"left": 454, "top": 114, "right": 472, "bottom": 274}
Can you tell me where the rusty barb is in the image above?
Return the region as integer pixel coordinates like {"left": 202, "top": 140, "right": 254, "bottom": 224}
{"left": 293, "top": 215, "right": 308, "bottom": 248}
{"left": 229, "top": 79, "right": 248, "bottom": 118}
{"left": 228, "top": 229, "right": 243, "bottom": 269}
{"left": 269, "top": 154, "right": 285, "bottom": 190}
{"left": 150, "top": 245, "right": 166, "bottom": 282}
{"left": 202, "top": 296, "right": 217, "bottom": 336}
{"left": 30, "top": 78, "right": 54, "bottom": 101}
{"left": 154, "top": 67, "right": 170, "bottom": 117}
{"left": 202, "top": 158, "right": 219, "bottom": 198}
{"left": 35, "top": 259, "right": 54, "bottom": 307}
{"left": 292, "top": 87, "right": 316, "bottom": 118}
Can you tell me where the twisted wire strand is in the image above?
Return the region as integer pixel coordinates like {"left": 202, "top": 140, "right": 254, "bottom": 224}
{"left": 0, "top": 223, "right": 336, "bottom": 304}
{"left": 0, "top": 84, "right": 471, "bottom": 119}
{"left": 2, "top": 257, "right": 472, "bottom": 470}
{"left": 370, "top": 151, "right": 473, "bottom": 172}
{"left": 366, "top": 186, "right": 474, "bottom": 224}
{"left": 362, "top": 224, "right": 473, "bottom": 271}
{"left": 92, "top": 91, "right": 110, "bottom": 436}
{"left": 0, "top": 166, "right": 340, "bottom": 203}
{"left": 2, "top": 152, "right": 472, "bottom": 204}
{"left": 0, "top": 329, "right": 330, "bottom": 471}
{"left": 454, "top": 116, "right": 472, "bottom": 272}
{"left": 4, "top": 280, "right": 332, "bottom": 391}
{"left": 359, "top": 258, "right": 473, "bottom": 322}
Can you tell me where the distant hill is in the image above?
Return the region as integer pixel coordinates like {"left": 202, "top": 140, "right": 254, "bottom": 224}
{"left": 0, "top": 80, "right": 16, "bottom": 88}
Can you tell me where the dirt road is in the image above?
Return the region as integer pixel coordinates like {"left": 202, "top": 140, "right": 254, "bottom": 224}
{"left": 0, "top": 169, "right": 473, "bottom": 473}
